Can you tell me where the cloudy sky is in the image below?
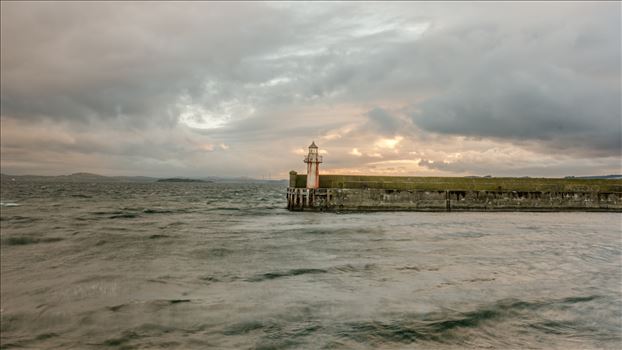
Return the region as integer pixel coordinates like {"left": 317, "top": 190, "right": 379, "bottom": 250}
{"left": 1, "top": 2, "right": 620, "bottom": 178}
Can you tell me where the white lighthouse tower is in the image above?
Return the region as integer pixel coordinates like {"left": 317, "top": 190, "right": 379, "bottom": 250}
{"left": 303, "top": 141, "right": 322, "bottom": 189}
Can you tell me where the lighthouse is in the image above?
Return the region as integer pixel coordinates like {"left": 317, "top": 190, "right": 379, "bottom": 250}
{"left": 303, "top": 141, "right": 322, "bottom": 189}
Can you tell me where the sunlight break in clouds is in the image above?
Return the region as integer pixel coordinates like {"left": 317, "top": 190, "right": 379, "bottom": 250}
{"left": 350, "top": 148, "right": 363, "bottom": 157}
{"left": 374, "top": 136, "right": 404, "bottom": 150}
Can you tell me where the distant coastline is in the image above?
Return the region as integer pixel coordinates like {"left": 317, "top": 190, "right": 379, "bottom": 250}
{"left": 0, "top": 172, "right": 286, "bottom": 184}
{"left": 156, "top": 178, "right": 210, "bottom": 183}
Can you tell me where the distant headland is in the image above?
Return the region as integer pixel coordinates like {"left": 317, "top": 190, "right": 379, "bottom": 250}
{"left": 156, "top": 178, "right": 210, "bottom": 183}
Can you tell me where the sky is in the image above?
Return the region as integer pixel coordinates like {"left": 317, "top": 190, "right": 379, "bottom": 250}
{"left": 1, "top": 1, "right": 620, "bottom": 178}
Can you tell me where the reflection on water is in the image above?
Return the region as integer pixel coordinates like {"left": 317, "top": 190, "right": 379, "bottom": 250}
{"left": 1, "top": 182, "right": 621, "bottom": 349}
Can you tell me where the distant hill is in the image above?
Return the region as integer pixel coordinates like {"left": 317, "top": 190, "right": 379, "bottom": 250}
{"left": 0, "top": 173, "right": 287, "bottom": 184}
{"left": 0, "top": 173, "right": 157, "bottom": 183}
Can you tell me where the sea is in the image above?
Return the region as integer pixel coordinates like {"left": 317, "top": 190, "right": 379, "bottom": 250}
{"left": 1, "top": 181, "right": 621, "bottom": 349}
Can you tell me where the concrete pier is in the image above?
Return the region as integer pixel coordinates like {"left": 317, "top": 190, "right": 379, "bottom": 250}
{"left": 286, "top": 174, "right": 622, "bottom": 212}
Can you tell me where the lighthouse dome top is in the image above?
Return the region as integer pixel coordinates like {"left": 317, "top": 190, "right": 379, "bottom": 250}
{"left": 309, "top": 141, "right": 318, "bottom": 149}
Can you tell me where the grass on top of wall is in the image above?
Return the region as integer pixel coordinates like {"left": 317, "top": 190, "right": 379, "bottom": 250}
{"left": 292, "top": 174, "right": 621, "bottom": 192}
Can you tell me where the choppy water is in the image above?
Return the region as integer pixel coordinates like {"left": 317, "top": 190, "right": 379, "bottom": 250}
{"left": 1, "top": 182, "right": 621, "bottom": 349}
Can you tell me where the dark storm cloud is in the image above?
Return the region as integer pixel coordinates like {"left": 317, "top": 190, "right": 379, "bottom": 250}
{"left": 348, "top": 107, "right": 417, "bottom": 141}
{"left": 406, "top": 3, "right": 621, "bottom": 156}
{"left": 412, "top": 67, "right": 621, "bottom": 155}
{"left": 0, "top": 2, "right": 300, "bottom": 125}
{"left": 365, "top": 107, "right": 403, "bottom": 136}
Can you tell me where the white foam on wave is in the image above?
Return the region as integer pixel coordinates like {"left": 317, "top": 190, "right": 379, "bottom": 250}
{"left": 0, "top": 202, "right": 19, "bottom": 207}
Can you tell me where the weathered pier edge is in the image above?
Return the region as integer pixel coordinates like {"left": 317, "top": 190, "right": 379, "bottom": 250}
{"left": 286, "top": 172, "right": 622, "bottom": 212}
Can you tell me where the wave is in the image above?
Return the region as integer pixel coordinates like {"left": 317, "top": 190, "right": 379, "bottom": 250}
{"left": 106, "top": 299, "right": 192, "bottom": 314}
{"left": 199, "top": 274, "right": 240, "bottom": 284}
{"left": 95, "top": 322, "right": 210, "bottom": 348}
{"left": 159, "top": 221, "right": 185, "bottom": 229}
{"left": 223, "top": 320, "right": 265, "bottom": 335}
{"left": 2, "top": 236, "right": 63, "bottom": 246}
{"left": 92, "top": 208, "right": 182, "bottom": 218}
{"left": 205, "top": 207, "right": 241, "bottom": 211}
{"left": 297, "top": 227, "right": 382, "bottom": 235}
{"left": 246, "top": 264, "right": 377, "bottom": 282}
{"left": 0, "top": 215, "right": 39, "bottom": 223}
{"left": 218, "top": 296, "right": 601, "bottom": 349}
{"left": 191, "top": 247, "right": 234, "bottom": 259}
{"left": 90, "top": 210, "right": 123, "bottom": 215}
{"left": 168, "top": 299, "right": 191, "bottom": 304}
{"left": 89, "top": 210, "right": 141, "bottom": 219}
{"left": 246, "top": 268, "right": 328, "bottom": 282}
{"left": 108, "top": 213, "right": 139, "bottom": 219}
{"left": 330, "top": 263, "right": 376, "bottom": 273}
{"left": 102, "top": 331, "right": 140, "bottom": 347}
{"left": 142, "top": 208, "right": 189, "bottom": 214}
{"left": 142, "top": 208, "right": 174, "bottom": 214}
{"left": 335, "top": 295, "right": 604, "bottom": 346}
{"left": 148, "top": 234, "right": 170, "bottom": 239}
{"left": 35, "top": 332, "right": 58, "bottom": 340}
{"left": 336, "top": 310, "right": 501, "bottom": 344}
{"left": 70, "top": 194, "right": 92, "bottom": 198}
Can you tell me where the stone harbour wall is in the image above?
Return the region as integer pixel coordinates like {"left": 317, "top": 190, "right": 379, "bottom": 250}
{"left": 286, "top": 187, "right": 622, "bottom": 212}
